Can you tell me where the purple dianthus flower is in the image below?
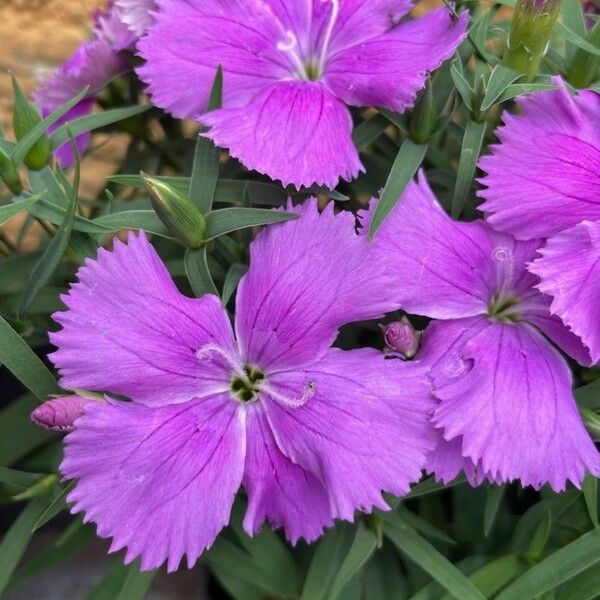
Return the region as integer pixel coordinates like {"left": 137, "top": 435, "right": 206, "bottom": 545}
{"left": 34, "top": 2, "right": 132, "bottom": 167}
{"left": 137, "top": 0, "right": 467, "bottom": 189}
{"left": 116, "top": 0, "right": 158, "bottom": 37}
{"left": 478, "top": 78, "right": 600, "bottom": 364}
{"left": 50, "top": 201, "right": 435, "bottom": 571}
{"left": 367, "top": 173, "right": 600, "bottom": 491}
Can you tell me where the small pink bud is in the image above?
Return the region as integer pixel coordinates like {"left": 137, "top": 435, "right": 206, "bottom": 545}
{"left": 31, "top": 395, "right": 92, "bottom": 431}
{"left": 380, "top": 318, "right": 421, "bottom": 359}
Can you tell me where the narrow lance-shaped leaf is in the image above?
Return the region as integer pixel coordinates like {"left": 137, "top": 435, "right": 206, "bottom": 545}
{"left": 18, "top": 133, "right": 80, "bottom": 315}
{"left": 49, "top": 104, "right": 151, "bottom": 149}
{"left": 583, "top": 475, "right": 599, "bottom": 528}
{"left": 189, "top": 66, "right": 223, "bottom": 213}
{"left": 0, "top": 317, "right": 59, "bottom": 401}
{"left": 329, "top": 522, "right": 379, "bottom": 600}
{"left": 451, "top": 119, "right": 487, "bottom": 218}
{"left": 484, "top": 485, "right": 505, "bottom": 536}
{"left": 368, "top": 138, "right": 428, "bottom": 239}
{"left": 384, "top": 512, "right": 486, "bottom": 600}
{"left": 0, "top": 193, "right": 44, "bottom": 227}
{"left": 185, "top": 246, "right": 219, "bottom": 297}
{"left": 0, "top": 498, "right": 49, "bottom": 595}
{"left": 480, "top": 65, "right": 522, "bottom": 111}
{"left": 497, "top": 529, "right": 600, "bottom": 600}
{"left": 115, "top": 562, "right": 157, "bottom": 600}
{"left": 204, "top": 207, "right": 298, "bottom": 242}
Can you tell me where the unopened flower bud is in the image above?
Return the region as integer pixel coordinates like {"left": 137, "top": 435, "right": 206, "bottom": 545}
{"left": 142, "top": 172, "right": 207, "bottom": 248}
{"left": 12, "top": 76, "right": 51, "bottom": 170}
{"left": 408, "top": 81, "right": 438, "bottom": 144}
{"left": 380, "top": 317, "right": 421, "bottom": 359}
{"left": 503, "top": 0, "right": 562, "bottom": 81}
{"left": 31, "top": 395, "right": 92, "bottom": 431}
{"left": 0, "top": 148, "right": 22, "bottom": 195}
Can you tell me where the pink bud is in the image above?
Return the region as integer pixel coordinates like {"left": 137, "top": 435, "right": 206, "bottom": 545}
{"left": 381, "top": 318, "right": 421, "bottom": 359}
{"left": 31, "top": 395, "right": 92, "bottom": 431}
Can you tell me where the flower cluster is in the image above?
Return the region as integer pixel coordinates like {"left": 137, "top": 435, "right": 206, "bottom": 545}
{"left": 28, "top": 0, "right": 600, "bottom": 575}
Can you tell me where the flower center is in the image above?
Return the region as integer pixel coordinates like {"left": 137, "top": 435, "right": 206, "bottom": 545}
{"left": 276, "top": 0, "right": 340, "bottom": 81}
{"left": 487, "top": 293, "right": 521, "bottom": 323}
{"left": 230, "top": 365, "right": 264, "bottom": 404}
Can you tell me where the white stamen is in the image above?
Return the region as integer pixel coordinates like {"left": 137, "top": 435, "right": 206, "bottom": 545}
{"left": 196, "top": 344, "right": 243, "bottom": 373}
{"left": 317, "top": 0, "right": 340, "bottom": 75}
{"left": 277, "top": 30, "right": 309, "bottom": 80}
{"left": 261, "top": 381, "right": 316, "bottom": 407}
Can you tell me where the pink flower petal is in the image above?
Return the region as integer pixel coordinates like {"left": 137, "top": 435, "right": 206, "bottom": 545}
{"left": 50, "top": 232, "right": 236, "bottom": 406}
{"left": 62, "top": 394, "right": 246, "bottom": 572}
{"left": 431, "top": 321, "right": 600, "bottom": 491}
{"left": 479, "top": 78, "right": 600, "bottom": 239}
{"left": 235, "top": 199, "right": 396, "bottom": 371}
{"left": 242, "top": 406, "right": 333, "bottom": 543}
{"left": 262, "top": 348, "right": 435, "bottom": 520}
{"left": 530, "top": 221, "right": 600, "bottom": 365}
{"left": 200, "top": 81, "right": 362, "bottom": 188}
{"left": 323, "top": 8, "right": 468, "bottom": 113}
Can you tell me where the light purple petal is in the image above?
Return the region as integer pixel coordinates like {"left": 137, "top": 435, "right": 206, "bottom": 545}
{"left": 431, "top": 321, "right": 600, "bottom": 491}
{"left": 50, "top": 232, "right": 236, "bottom": 406}
{"left": 529, "top": 221, "right": 600, "bottom": 365}
{"left": 368, "top": 173, "right": 507, "bottom": 320}
{"left": 323, "top": 8, "right": 468, "bottom": 113}
{"left": 235, "top": 200, "right": 396, "bottom": 372}
{"left": 94, "top": 1, "right": 137, "bottom": 50}
{"left": 137, "top": 0, "right": 292, "bottom": 118}
{"left": 262, "top": 348, "right": 436, "bottom": 520}
{"left": 62, "top": 394, "right": 245, "bottom": 572}
{"left": 242, "top": 406, "right": 333, "bottom": 543}
{"left": 116, "top": 0, "right": 157, "bottom": 38}
{"left": 478, "top": 78, "right": 600, "bottom": 239}
{"left": 426, "top": 434, "right": 483, "bottom": 487}
{"left": 200, "top": 81, "right": 362, "bottom": 188}
{"left": 48, "top": 98, "right": 95, "bottom": 168}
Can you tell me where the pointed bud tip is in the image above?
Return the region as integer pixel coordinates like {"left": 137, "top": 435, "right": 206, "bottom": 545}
{"left": 31, "top": 395, "right": 92, "bottom": 431}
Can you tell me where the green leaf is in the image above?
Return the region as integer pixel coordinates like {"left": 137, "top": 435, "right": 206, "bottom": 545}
{"left": 0, "top": 316, "right": 59, "bottom": 400}
{"left": 92, "top": 210, "right": 169, "bottom": 236}
{"left": 403, "top": 475, "right": 467, "bottom": 502}
{"left": 555, "top": 21, "right": 600, "bottom": 56}
{"left": 204, "top": 207, "right": 298, "bottom": 241}
{"left": 484, "top": 485, "right": 505, "bottom": 536}
{"left": 451, "top": 119, "right": 487, "bottom": 219}
{"left": 329, "top": 523, "right": 379, "bottom": 599}
{"left": 368, "top": 138, "right": 428, "bottom": 239}
{"left": 11, "top": 86, "right": 89, "bottom": 167}
{"left": 495, "top": 82, "right": 557, "bottom": 103}
{"left": 451, "top": 58, "right": 474, "bottom": 111}
{"left": 0, "top": 467, "right": 43, "bottom": 490}
{"left": 115, "top": 562, "right": 156, "bottom": 600}
{"left": 397, "top": 507, "right": 456, "bottom": 546}
{"left": 301, "top": 523, "right": 356, "bottom": 600}
{"left": 185, "top": 246, "right": 218, "bottom": 297}
{"left": 48, "top": 104, "right": 150, "bottom": 149}
{"left": 109, "top": 175, "right": 287, "bottom": 206}
{"left": 480, "top": 65, "right": 522, "bottom": 111}
{"left": 497, "top": 530, "right": 600, "bottom": 600}
{"left": 18, "top": 137, "right": 80, "bottom": 315}
{"left": 8, "top": 519, "right": 93, "bottom": 591}
{"left": 32, "top": 481, "right": 76, "bottom": 531}
{"left": 575, "top": 377, "right": 600, "bottom": 409}
{"left": 384, "top": 513, "right": 486, "bottom": 600}
{"left": 222, "top": 263, "right": 247, "bottom": 305}
{"left": 440, "top": 555, "right": 524, "bottom": 600}
{"left": 583, "top": 475, "right": 599, "bottom": 528}
{"left": 353, "top": 114, "right": 390, "bottom": 152}
{"left": 84, "top": 563, "right": 130, "bottom": 600}
{"left": 0, "top": 194, "right": 44, "bottom": 226}
{"left": 0, "top": 498, "right": 48, "bottom": 595}
{"left": 556, "top": 560, "right": 600, "bottom": 600}
{"left": 190, "top": 67, "right": 223, "bottom": 213}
